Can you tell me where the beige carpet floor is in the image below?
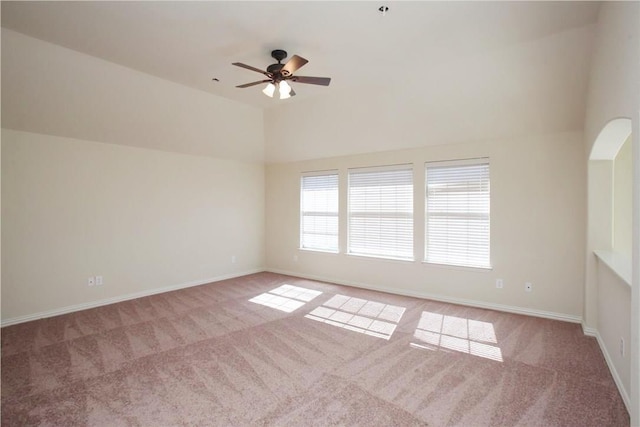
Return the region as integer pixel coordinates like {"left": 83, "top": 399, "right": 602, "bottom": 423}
{"left": 1, "top": 272, "right": 629, "bottom": 426}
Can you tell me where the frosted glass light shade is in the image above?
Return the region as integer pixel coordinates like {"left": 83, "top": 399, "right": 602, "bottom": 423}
{"left": 279, "top": 81, "right": 292, "bottom": 99}
{"left": 262, "top": 83, "right": 276, "bottom": 97}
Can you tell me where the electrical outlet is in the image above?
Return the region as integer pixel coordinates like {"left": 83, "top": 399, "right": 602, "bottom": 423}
{"left": 88, "top": 277, "right": 95, "bottom": 287}
{"left": 96, "top": 276, "right": 103, "bottom": 286}
{"left": 293, "top": 255, "right": 298, "bottom": 262}
{"left": 496, "top": 279, "right": 503, "bottom": 289}
{"left": 620, "top": 338, "right": 625, "bottom": 357}
{"left": 231, "top": 255, "right": 236, "bottom": 263}
{"left": 525, "top": 282, "right": 533, "bottom": 292}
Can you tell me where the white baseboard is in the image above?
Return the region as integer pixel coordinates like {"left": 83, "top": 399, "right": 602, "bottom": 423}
{"left": 581, "top": 323, "right": 598, "bottom": 337}
{"left": 266, "top": 268, "right": 582, "bottom": 323}
{"left": 1, "top": 268, "right": 264, "bottom": 327}
{"left": 581, "top": 325, "right": 631, "bottom": 412}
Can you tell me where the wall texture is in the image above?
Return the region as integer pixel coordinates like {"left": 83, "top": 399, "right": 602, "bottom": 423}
{"left": 266, "top": 131, "right": 585, "bottom": 319}
{"left": 1, "top": 129, "right": 265, "bottom": 322}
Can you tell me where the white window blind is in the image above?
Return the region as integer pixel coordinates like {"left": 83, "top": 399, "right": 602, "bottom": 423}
{"left": 425, "top": 160, "right": 490, "bottom": 269}
{"left": 348, "top": 165, "right": 414, "bottom": 260}
{"left": 300, "top": 172, "right": 339, "bottom": 252}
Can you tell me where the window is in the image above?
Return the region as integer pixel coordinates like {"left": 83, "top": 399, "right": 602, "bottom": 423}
{"left": 300, "top": 172, "right": 339, "bottom": 252}
{"left": 348, "top": 165, "right": 413, "bottom": 260}
{"left": 425, "top": 159, "right": 490, "bottom": 268}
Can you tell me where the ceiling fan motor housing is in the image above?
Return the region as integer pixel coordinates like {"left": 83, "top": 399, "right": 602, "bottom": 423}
{"left": 267, "top": 63, "right": 285, "bottom": 76}
{"left": 268, "top": 49, "right": 289, "bottom": 78}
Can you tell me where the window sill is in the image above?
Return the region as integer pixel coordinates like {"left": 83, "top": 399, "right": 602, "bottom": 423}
{"left": 594, "top": 250, "right": 631, "bottom": 287}
{"left": 346, "top": 252, "right": 415, "bottom": 264}
{"left": 299, "top": 248, "right": 340, "bottom": 255}
{"left": 422, "top": 261, "right": 493, "bottom": 272}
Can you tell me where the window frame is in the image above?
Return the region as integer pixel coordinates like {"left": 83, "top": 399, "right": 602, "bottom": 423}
{"left": 424, "top": 158, "right": 491, "bottom": 269}
{"left": 347, "top": 164, "right": 415, "bottom": 261}
{"left": 299, "top": 170, "right": 340, "bottom": 253}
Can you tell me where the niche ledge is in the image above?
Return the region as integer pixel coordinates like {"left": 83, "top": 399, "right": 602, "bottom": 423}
{"left": 594, "top": 250, "right": 631, "bottom": 286}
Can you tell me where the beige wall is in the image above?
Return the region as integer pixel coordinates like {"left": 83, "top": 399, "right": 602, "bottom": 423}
{"left": 596, "top": 258, "right": 632, "bottom": 403}
{"left": 584, "top": 4, "right": 639, "bottom": 152}
{"left": 266, "top": 131, "right": 585, "bottom": 319}
{"left": 583, "top": 1, "right": 640, "bottom": 421}
{"left": 614, "top": 136, "right": 632, "bottom": 257}
{"left": 1, "top": 129, "right": 265, "bottom": 322}
{"left": 588, "top": 161, "right": 614, "bottom": 253}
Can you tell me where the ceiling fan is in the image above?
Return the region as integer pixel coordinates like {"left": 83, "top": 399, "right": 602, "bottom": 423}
{"left": 232, "top": 49, "right": 331, "bottom": 99}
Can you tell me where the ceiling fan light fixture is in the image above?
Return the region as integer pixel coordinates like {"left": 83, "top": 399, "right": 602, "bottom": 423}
{"left": 279, "top": 80, "right": 292, "bottom": 99}
{"left": 262, "top": 82, "right": 276, "bottom": 97}
{"left": 233, "top": 50, "right": 330, "bottom": 97}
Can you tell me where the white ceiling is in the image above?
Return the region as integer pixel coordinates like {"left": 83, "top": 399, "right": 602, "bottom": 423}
{"left": 1, "top": 1, "right": 600, "bottom": 109}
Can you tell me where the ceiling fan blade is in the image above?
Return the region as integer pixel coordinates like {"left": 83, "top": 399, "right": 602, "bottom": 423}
{"left": 281, "top": 55, "right": 309, "bottom": 75}
{"left": 236, "top": 79, "right": 272, "bottom": 88}
{"left": 232, "top": 62, "right": 271, "bottom": 77}
{"left": 292, "top": 76, "right": 331, "bottom": 86}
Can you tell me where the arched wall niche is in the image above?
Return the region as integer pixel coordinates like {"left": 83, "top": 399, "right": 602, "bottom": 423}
{"left": 585, "top": 116, "right": 633, "bottom": 410}
{"left": 588, "top": 117, "right": 633, "bottom": 255}
{"left": 590, "top": 117, "right": 632, "bottom": 160}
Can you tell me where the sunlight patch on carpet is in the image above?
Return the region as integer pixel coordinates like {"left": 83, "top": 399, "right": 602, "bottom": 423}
{"left": 249, "top": 284, "right": 322, "bottom": 313}
{"left": 305, "top": 295, "right": 406, "bottom": 340}
{"left": 411, "top": 311, "right": 503, "bottom": 362}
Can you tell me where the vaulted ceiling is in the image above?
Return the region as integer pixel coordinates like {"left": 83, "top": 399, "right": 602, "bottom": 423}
{"left": 1, "top": 1, "right": 600, "bottom": 161}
